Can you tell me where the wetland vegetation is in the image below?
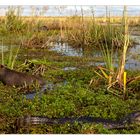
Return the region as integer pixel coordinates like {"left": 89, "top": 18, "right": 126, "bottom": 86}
{"left": 0, "top": 6, "right": 140, "bottom": 134}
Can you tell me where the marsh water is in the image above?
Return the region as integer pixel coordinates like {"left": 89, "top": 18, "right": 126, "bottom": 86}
{"left": 49, "top": 37, "right": 140, "bottom": 70}
{"left": 1, "top": 42, "right": 140, "bottom": 70}
{"left": 0, "top": 36, "right": 140, "bottom": 99}
{"left": 0, "top": 44, "right": 18, "bottom": 52}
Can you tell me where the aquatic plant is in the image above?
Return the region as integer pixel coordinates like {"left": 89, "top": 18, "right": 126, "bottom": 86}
{"left": 4, "top": 6, "right": 27, "bottom": 34}
{"left": 0, "top": 42, "right": 20, "bottom": 69}
{"left": 92, "top": 6, "right": 140, "bottom": 99}
{"left": 90, "top": 7, "right": 120, "bottom": 92}
{"left": 64, "top": 12, "right": 125, "bottom": 49}
{"left": 116, "top": 6, "right": 129, "bottom": 87}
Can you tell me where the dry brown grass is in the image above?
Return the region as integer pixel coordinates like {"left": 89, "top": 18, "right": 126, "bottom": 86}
{"left": 1, "top": 15, "right": 140, "bottom": 23}
{"left": 1, "top": 15, "right": 140, "bottom": 30}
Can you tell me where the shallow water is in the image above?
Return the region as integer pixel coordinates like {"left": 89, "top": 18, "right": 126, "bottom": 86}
{"left": 25, "top": 83, "right": 54, "bottom": 100}
{"left": 50, "top": 42, "right": 83, "bottom": 57}
{"left": 0, "top": 39, "right": 139, "bottom": 99}
{"left": 0, "top": 44, "right": 18, "bottom": 52}
{"left": 25, "top": 81, "right": 68, "bottom": 100}
{"left": 62, "top": 67, "right": 77, "bottom": 71}
{"left": 49, "top": 40, "right": 140, "bottom": 70}
{"left": 49, "top": 42, "right": 102, "bottom": 57}
{"left": 130, "top": 35, "right": 140, "bottom": 44}
{"left": 127, "top": 44, "right": 140, "bottom": 69}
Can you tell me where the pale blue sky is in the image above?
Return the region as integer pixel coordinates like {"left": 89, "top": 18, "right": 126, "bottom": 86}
{"left": 0, "top": 5, "right": 140, "bottom": 16}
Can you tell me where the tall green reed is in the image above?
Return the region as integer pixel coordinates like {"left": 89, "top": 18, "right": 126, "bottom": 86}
{"left": 117, "top": 6, "right": 129, "bottom": 84}
{"left": 65, "top": 8, "right": 124, "bottom": 49}
{"left": 98, "top": 6, "right": 116, "bottom": 86}
{"left": 92, "top": 6, "right": 131, "bottom": 99}
{"left": 1, "top": 41, "right": 20, "bottom": 69}
{"left": 5, "top": 6, "right": 27, "bottom": 34}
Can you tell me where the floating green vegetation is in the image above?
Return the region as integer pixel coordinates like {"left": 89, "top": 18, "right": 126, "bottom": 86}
{"left": 0, "top": 57, "right": 139, "bottom": 134}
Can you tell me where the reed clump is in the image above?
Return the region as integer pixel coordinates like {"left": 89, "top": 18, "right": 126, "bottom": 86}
{"left": 0, "top": 6, "right": 136, "bottom": 49}
{"left": 0, "top": 6, "right": 60, "bottom": 47}
{"left": 0, "top": 7, "right": 28, "bottom": 35}
{"left": 64, "top": 15, "right": 131, "bottom": 49}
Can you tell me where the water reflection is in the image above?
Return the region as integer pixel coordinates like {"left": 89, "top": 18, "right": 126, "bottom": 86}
{"left": 50, "top": 42, "right": 83, "bottom": 56}
{"left": 49, "top": 41, "right": 140, "bottom": 70}
{"left": 130, "top": 35, "right": 140, "bottom": 44}
{"left": 0, "top": 45, "right": 18, "bottom": 52}
{"left": 50, "top": 42, "right": 103, "bottom": 57}
{"left": 25, "top": 83, "right": 54, "bottom": 100}
{"left": 126, "top": 48, "right": 139, "bottom": 69}
{"left": 63, "top": 67, "right": 77, "bottom": 71}
{"left": 0, "top": 45, "right": 9, "bottom": 52}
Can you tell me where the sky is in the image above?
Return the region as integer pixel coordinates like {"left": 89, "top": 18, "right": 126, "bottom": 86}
{"left": 0, "top": 5, "right": 140, "bottom": 17}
